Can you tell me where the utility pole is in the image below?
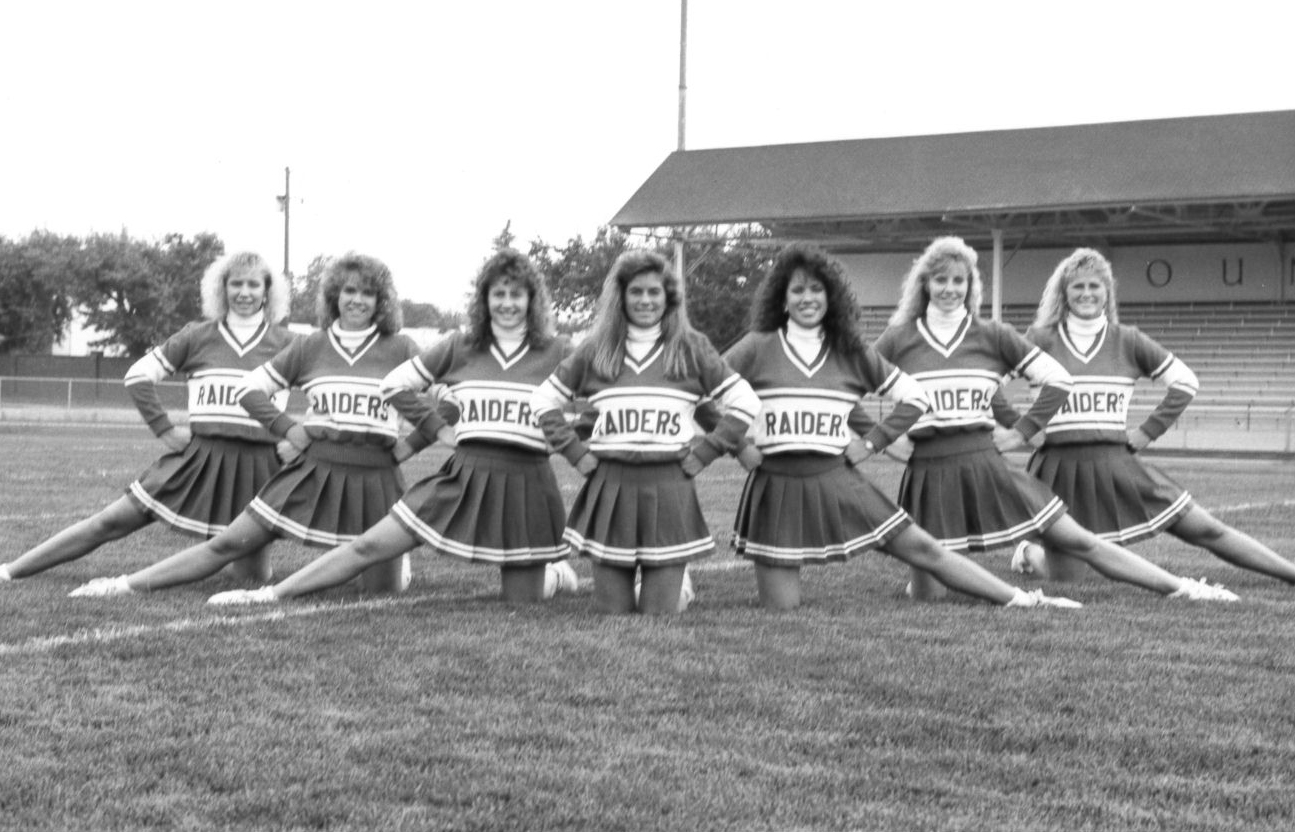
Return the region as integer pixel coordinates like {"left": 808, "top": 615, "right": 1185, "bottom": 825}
{"left": 675, "top": 0, "right": 687, "bottom": 283}
{"left": 276, "top": 167, "right": 291, "bottom": 277}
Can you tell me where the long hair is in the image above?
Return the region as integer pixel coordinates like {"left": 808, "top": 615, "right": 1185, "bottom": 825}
{"left": 464, "top": 248, "right": 555, "bottom": 351}
{"left": 317, "top": 252, "right": 403, "bottom": 335}
{"left": 200, "top": 251, "right": 290, "bottom": 323}
{"left": 888, "top": 236, "right": 983, "bottom": 327}
{"left": 587, "top": 250, "right": 702, "bottom": 380}
{"left": 750, "top": 243, "right": 866, "bottom": 358}
{"left": 1033, "top": 247, "right": 1120, "bottom": 330}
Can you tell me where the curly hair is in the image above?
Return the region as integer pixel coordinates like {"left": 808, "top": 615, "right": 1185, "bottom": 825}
{"left": 316, "top": 252, "right": 403, "bottom": 335}
{"left": 750, "top": 243, "right": 866, "bottom": 358}
{"left": 464, "top": 248, "right": 555, "bottom": 351}
{"left": 1033, "top": 247, "right": 1120, "bottom": 330}
{"left": 888, "top": 236, "right": 983, "bottom": 327}
{"left": 586, "top": 250, "right": 705, "bottom": 380}
{"left": 200, "top": 252, "right": 290, "bottom": 323}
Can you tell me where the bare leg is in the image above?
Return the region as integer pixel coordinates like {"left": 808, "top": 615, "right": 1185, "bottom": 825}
{"left": 500, "top": 563, "right": 546, "bottom": 604}
{"left": 1168, "top": 505, "right": 1295, "bottom": 584}
{"left": 128, "top": 512, "right": 276, "bottom": 592}
{"left": 886, "top": 525, "right": 1015, "bottom": 604}
{"left": 6, "top": 496, "right": 151, "bottom": 578}
{"left": 754, "top": 563, "right": 802, "bottom": 610}
{"left": 1041, "top": 514, "right": 1180, "bottom": 594}
{"left": 1021, "top": 539, "right": 1092, "bottom": 583}
{"left": 225, "top": 545, "right": 273, "bottom": 584}
{"left": 591, "top": 562, "right": 636, "bottom": 614}
{"left": 275, "top": 516, "right": 418, "bottom": 598}
{"left": 638, "top": 563, "right": 687, "bottom": 615}
{"left": 358, "top": 552, "right": 412, "bottom": 593}
{"left": 906, "top": 565, "right": 948, "bottom": 601}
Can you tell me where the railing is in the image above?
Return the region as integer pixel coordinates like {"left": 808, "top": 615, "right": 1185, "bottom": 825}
{"left": 0, "top": 375, "right": 187, "bottom": 412}
{"left": 857, "top": 397, "right": 1295, "bottom": 455}
{"left": 0, "top": 377, "right": 314, "bottom": 418}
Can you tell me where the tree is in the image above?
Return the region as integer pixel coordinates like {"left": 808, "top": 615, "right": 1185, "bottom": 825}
{"left": 491, "top": 221, "right": 515, "bottom": 251}
{"left": 289, "top": 255, "right": 329, "bottom": 325}
{"left": 70, "top": 232, "right": 222, "bottom": 357}
{"left": 530, "top": 226, "right": 633, "bottom": 333}
{"left": 0, "top": 231, "right": 79, "bottom": 354}
{"left": 401, "top": 299, "right": 463, "bottom": 330}
{"left": 526, "top": 224, "right": 769, "bottom": 346}
{"left": 682, "top": 228, "right": 773, "bottom": 351}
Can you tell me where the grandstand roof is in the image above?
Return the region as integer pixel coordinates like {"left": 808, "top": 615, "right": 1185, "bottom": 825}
{"left": 610, "top": 109, "right": 1295, "bottom": 251}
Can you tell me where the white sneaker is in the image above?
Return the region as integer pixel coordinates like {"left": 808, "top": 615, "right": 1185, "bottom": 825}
{"left": 0, "top": 564, "right": 12, "bottom": 582}
{"left": 1169, "top": 576, "right": 1239, "bottom": 602}
{"left": 68, "top": 575, "right": 133, "bottom": 598}
{"left": 1010, "top": 541, "right": 1045, "bottom": 575}
{"left": 544, "top": 561, "right": 579, "bottom": 598}
{"left": 208, "top": 586, "right": 279, "bottom": 605}
{"left": 398, "top": 554, "right": 413, "bottom": 592}
{"left": 678, "top": 568, "right": 696, "bottom": 612}
{"left": 632, "top": 567, "right": 694, "bottom": 612}
{"left": 904, "top": 581, "right": 914, "bottom": 599}
{"left": 1006, "top": 588, "right": 1083, "bottom": 609}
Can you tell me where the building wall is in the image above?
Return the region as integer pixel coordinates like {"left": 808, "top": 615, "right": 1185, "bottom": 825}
{"left": 837, "top": 241, "right": 1293, "bottom": 307}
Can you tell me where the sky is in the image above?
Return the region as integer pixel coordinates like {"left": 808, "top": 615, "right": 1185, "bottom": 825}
{"left": 3, "top": 0, "right": 1294, "bottom": 312}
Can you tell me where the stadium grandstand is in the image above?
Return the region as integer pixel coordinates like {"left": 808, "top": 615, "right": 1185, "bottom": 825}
{"left": 610, "top": 110, "right": 1295, "bottom": 453}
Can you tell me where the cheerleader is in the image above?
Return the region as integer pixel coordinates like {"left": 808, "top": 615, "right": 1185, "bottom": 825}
{"left": 206, "top": 249, "right": 580, "bottom": 606}
{"left": 1008, "top": 248, "right": 1295, "bottom": 585}
{"left": 530, "top": 250, "right": 760, "bottom": 614}
{"left": 873, "top": 236, "right": 1238, "bottom": 602}
{"left": 70, "top": 253, "right": 420, "bottom": 596}
{"left": 1, "top": 252, "right": 293, "bottom": 583}
{"left": 723, "top": 244, "right": 1079, "bottom": 610}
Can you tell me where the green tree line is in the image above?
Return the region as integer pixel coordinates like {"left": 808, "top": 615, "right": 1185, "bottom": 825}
{"left": 1, "top": 225, "right": 769, "bottom": 358}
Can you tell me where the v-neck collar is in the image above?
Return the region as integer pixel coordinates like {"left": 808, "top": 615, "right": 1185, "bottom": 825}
{"left": 778, "top": 327, "right": 828, "bottom": 377}
{"left": 218, "top": 317, "right": 269, "bottom": 357}
{"left": 916, "top": 314, "right": 972, "bottom": 358}
{"left": 327, "top": 323, "right": 381, "bottom": 366}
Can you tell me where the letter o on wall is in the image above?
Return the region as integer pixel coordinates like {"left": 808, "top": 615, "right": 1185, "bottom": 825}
{"left": 1146, "top": 259, "right": 1172, "bottom": 288}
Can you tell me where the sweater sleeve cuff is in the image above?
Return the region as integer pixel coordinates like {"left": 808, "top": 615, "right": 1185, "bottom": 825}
{"left": 690, "top": 438, "right": 722, "bottom": 467}
{"left": 268, "top": 413, "right": 298, "bottom": 439}
{"left": 146, "top": 414, "right": 174, "bottom": 436}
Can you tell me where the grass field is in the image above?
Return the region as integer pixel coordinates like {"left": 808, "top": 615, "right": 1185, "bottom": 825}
{"left": 3, "top": 423, "right": 1295, "bottom": 831}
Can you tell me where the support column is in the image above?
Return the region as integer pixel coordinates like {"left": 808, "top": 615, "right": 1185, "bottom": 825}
{"left": 991, "top": 228, "right": 1004, "bottom": 322}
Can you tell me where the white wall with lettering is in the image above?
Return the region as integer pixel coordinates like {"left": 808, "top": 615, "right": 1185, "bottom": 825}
{"left": 838, "top": 243, "right": 1292, "bottom": 307}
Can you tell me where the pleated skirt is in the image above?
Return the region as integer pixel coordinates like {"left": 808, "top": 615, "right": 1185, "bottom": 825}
{"left": 391, "top": 441, "right": 569, "bottom": 564}
{"left": 127, "top": 436, "right": 280, "bottom": 539}
{"left": 564, "top": 458, "right": 714, "bottom": 568}
{"left": 1028, "top": 442, "right": 1192, "bottom": 544}
{"left": 900, "top": 431, "right": 1065, "bottom": 553}
{"left": 247, "top": 440, "right": 405, "bottom": 549}
{"left": 734, "top": 452, "right": 912, "bottom": 566}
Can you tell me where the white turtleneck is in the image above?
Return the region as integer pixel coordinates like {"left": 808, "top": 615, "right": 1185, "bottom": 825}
{"left": 225, "top": 309, "right": 265, "bottom": 341}
{"left": 626, "top": 323, "right": 662, "bottom": 361}
{"left": 1063, "top": 313, "right": 1106, "bottom": 352}
{"left": 491, "top": 321, "right": 526, "bottom": 354}
{"left": 331, "top": 321, "right": 377, "bottom": 349}
{"left": 785, "top": 318, "right": 824, "bottom": 362}
{"left": 924, "top": 304, "right": 968, "bottom": 342}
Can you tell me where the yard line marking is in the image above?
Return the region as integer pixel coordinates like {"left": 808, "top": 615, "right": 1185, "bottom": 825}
{"left": 1209, "top": 499, "right": 1295, "bottom": 514}
{"left": 0, "top": 595, "right": 429, "bottom": 656}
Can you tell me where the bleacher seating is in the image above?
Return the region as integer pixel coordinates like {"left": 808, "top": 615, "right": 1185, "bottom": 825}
{"left": 858, "top": 302, "right": 1295, "bottom": 450}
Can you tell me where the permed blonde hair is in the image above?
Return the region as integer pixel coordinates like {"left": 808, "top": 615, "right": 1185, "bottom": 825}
{"left": 586, "top": 250, "right": 705, "bottom": 380}
{"left": 465, "top": 248, "right": 555, "bottom": 352}
{"left": 888, "top": 236, "right": 983, "bottom": 327}
{"left": 317, "top": 252, "right": 403, "bottom": 335}
{"left": 1033, "top": 247, "right": 1120, "bottom": 330}
{"left": 200, "top": 252, "right": 290, "bottom": 323}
